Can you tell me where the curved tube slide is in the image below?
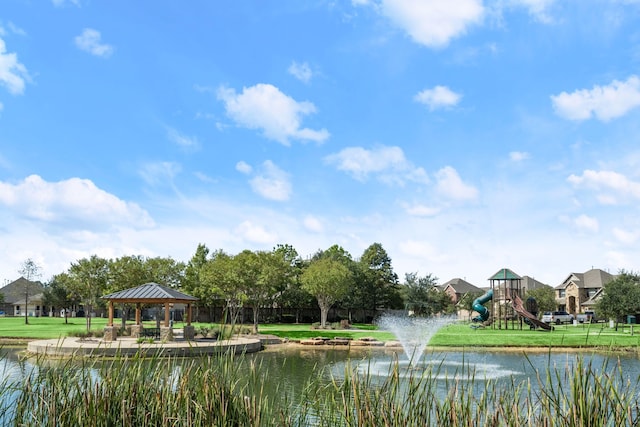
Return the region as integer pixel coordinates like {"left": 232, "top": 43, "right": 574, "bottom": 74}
{"left": 472, "top": 289, "right": 493, "bottom": 322}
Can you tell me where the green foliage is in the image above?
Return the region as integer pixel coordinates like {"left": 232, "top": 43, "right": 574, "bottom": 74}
{"left": 301, "top": 256, "right": 353, "bottom": 328}
{"left": 525, "top": 286, "right": 556, "bottom": 313}
{"left": 402, "top": 272, "right": 452, "bottom": 316}
{"left": 596, "top": 270, "right": 640, "bottom": 328}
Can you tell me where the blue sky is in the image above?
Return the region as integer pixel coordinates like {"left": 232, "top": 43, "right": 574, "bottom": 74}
{"left": 1, "top": 0, "right": 640, "bottom": 288}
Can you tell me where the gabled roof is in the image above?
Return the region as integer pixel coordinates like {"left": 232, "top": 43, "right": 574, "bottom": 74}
{"left": 556, "top": 268, "right": 615, "bottom": 289}
{"left": 102, "top": 283, "right": 198, "bottom": 303}
{"left": 0, "top": 277, "right": 45, "bottom": 304}
{"left": 488, "top": 268, "right": 521, "bottom": 281}
{"left": 441, "top": 278, "right": 482, "bottom": 294}
{"left": 520, "top": 276, "right": 551, "bottom": 290}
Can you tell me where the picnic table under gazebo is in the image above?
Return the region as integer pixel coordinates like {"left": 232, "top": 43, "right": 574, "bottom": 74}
{"left": 102, "top": 283, "right": 198, "bottom": 341}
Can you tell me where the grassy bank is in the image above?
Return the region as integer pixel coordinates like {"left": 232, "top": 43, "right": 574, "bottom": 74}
{"left": 2, "top": 316, "right": 640, "bottom": 350}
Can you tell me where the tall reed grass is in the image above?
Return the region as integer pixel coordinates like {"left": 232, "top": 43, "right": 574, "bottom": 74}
{"left": 0, "top": 350, "right": 638, "bottom": 426}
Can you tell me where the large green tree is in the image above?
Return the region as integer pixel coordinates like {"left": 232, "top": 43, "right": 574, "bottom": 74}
{"left": 201, "top": 250, "right": 241, "bottom": 327}
{"left": 43, "top": 274, "right": 77, "bottom": 324}
{"left": 301, "top": 257, "right": 352, "bottom": 328}
{"left": 183, "top": 244, "right": 217, "bottom": 321}
{"left": 61, "top": 255, "right": 110, "bottom": 331}
{"left": 595, "top": 271, "right": 640, "bottom": 330}
{"left": 356, "top": 243, "right": 400, "bottom": 312}
{"left": 402, "top": 272, "right": 452, "bottom": 316}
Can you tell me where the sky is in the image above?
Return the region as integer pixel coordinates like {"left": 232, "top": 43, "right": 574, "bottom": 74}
{"left": 1, "top": 0, "right": 640, "bottom": 289}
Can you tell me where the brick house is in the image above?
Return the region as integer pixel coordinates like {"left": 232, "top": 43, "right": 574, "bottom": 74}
{"left": 554, "top": 268, "right": 615, "bottom": 316}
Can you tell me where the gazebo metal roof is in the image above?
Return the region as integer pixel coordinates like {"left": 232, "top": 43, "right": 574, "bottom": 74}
{"left": 102, "top": 282, "right": 198, "bottom": 303}
{"left": 488, "top": 268, "right": 521, "bottom": 281}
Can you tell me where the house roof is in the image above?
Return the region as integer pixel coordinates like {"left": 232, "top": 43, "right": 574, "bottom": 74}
{"left": 440, "top": 278, "right": 482, "bottom": 294}
{"left": 102, "top": 282, "right": 198, "bottom": 303}
{"left": 520, "top": 276, "right": 551, "bottom": 290}
{"left": 0, "top": 277, "right": 45, "bottom": 304}
{"left": 556, "top": 268, "right": 615, "bottom": 289}
{"left": 488, "top": 268, "right": 521, "bottom": 281}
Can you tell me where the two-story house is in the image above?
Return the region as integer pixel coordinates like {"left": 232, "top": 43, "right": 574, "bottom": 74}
{"left": 554, "top": 268, "right": 615, "bottom": 316}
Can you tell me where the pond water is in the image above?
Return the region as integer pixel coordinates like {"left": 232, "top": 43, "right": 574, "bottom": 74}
{"left": 1, "top": 344, "right": 639, "bottom": 411}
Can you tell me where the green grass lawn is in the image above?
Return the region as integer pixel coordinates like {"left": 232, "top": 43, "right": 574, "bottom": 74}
{"left": 2, "top": 317, "right": 640, "bottom": 350}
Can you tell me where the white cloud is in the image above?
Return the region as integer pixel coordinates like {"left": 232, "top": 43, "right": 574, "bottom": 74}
{"left": 139, "top": 162, "right": 181, "bottom": 186}
{"left": 612, "top": 227, "right": 639, "bottom": 245}
{"left": 288, "top": 61, "right": 313, "bottom": 83}
{"left": 0, "top": 38, "right": 29, "bottom": 95}
{"left": 248, "top": 160, "right": 292, "bottom": 201}
{"left": 7, "top": 22, "right": 27, "bottom": 36}
{"left": 414, "top": 85, "right": 462, "bottom": 110}
{"left": 568, "top": 170, "right": 640, "bottom": 203}
{"left": 325, "top": 145, "right": 429, "bottom": 184}
{"left": 573, "top": 214, "right": 599, "bottom": 233}
{"left": 52, "top": 0, "right": 80, "bottom": 6}
{"left": 435, "top": 166, "right": 478, "bottom": 201}
{"left": 509, "top": 151, "right": 530, "bottom": 162}
{"left": 303, "top": 215, "right": 324, "bottom": 232}
{"left": 0, "top": 175, "right": 153, "bottom": 227}
{"left": 503, "top": 0, "right": 557, "bottom": 23}
{"left": 74, "top": 28, "right": 114, "bottom": 58}
{"left": 403, "top": 203, "right": 441, "bottom": 217}
{"left": 167, "top": 127, "right": 199, "bottom": 149}
{"left": 551, "top": 75, "right": 640, "bottom": 122}
{"left": 234, "top": 220, "right": 277, "bottom": 244}
{"left": 217, "top": 83, "right": 329, "bottom": 145}
{"left": 380, "top": 0, "right": 484, "bottom": 48}
{"left": 235, "top": 161, "right": 253, "bottom": 174}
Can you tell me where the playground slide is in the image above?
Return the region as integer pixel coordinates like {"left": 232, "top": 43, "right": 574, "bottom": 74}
{"left": 472, "top": 289, "right": 493, "bottom": 322}
{"left": 511, "top": 294, "right": 552, "bottom": 330}
{"left": 471, "top": 289, "right": 551, "bottom": 330}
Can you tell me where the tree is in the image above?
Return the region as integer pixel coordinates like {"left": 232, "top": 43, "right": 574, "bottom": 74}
{"left": 525, "top": 286, "right": 556, "bottom": 314}
{"left": 355, "top": 243, "right": 401, "bottom": 316}
{"left": 595, "top": 271, "right": 640, "bottom": 331}
{"left": 233, "top": 250, "right": 263, "bottom": 334}
{"left": 183, "top": 244, "right": 214, "bottom": 321}
{"left": 43, "top": 275, "right": 76, "bottom": 324}
{"left": 62, "top": 255, "right": 110, "bottom": 331}
{"left": 201, "top": 250, "right": 241, "bottom": 327}
{"left": 18, "top": 258, "right": 42, "bottom": 325}
{"left": 402, "top": 272, "right": 452, "bottom": 316}
{"left": 301, "top": 257, "right": 352, "bottom": 328}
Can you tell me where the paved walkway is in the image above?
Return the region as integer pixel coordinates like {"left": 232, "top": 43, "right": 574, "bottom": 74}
{"left": 27, "top": 335, "right": 264, "bottom": 358}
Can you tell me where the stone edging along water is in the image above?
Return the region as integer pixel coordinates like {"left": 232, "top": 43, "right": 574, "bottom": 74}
{"left": 25, "top": 336, "right": 263, "bottom": 358}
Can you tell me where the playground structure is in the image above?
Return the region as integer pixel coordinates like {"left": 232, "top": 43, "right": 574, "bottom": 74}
{"left": 472, "top": 268, "right": 551, "bottom": 331}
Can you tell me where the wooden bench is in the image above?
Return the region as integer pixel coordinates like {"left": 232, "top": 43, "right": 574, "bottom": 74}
{"left": 141, "top": 328, "right": 160, "bottom": 339}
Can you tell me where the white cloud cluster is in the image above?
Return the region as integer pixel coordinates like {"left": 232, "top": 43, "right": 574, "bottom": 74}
{"left": 217, "top": 83, "right": 330, "bottom": 145}
{"left": 435, "top": 166, "right": 478, "bottom": 201}
{"left": 509, "top": 151, "right": 530, "bottom": 162}
{"left": 324, "top": 145, "right": 428, "bottom": 184}
{"left": 234, "top": 220, "right": 277, "bottom": 244}
{"left": 551, "top": 75, "right": 640, "bottom": 121}
{"left": 568, "top": 169, "right": 640, "bottom": 204}
{"left": 0, "top": 38, "right": 29, "bottom": 95}
{"left": 248, "top": 160, "right": 292, "bottom": 201}
{"left": 288, "top": 61, "right": 313, "bottom": 83}
{"left": 138, "top": 162, "right": 181, "bottom": 187}
{"left": 74, "top": 28, "right": 114, "bottom": 57}
{"left": 414, "top": 85, "right": 462, "bottom": 110}
{"left": 0, "top": 175, "right": 153, "bottom": 227}
{"left": 501, "top": 0, "right": 557, "bottom": 23}
{"left": 379, "top": 0, "right": 484, "bottom": 48}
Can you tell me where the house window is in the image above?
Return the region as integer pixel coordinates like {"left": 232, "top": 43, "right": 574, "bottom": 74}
{"left": 558, "top": 290, "right": 566, "bottom": 298}
{"left": 587, "top": 289, "right": 598, "bottom": 298}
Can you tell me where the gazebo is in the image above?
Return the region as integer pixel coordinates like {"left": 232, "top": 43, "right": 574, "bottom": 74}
{"left": 102, "top": 283, "right": 199, "bottom": 341}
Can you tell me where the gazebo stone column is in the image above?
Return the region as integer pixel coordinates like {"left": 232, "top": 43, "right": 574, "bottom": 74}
{"left": 103, "top": 325, "right": 117, "bottom": 341}
{"left": 160, "top": 326, "right": 174, "bottom": 341}
{"left": 183, "top": 324, "right": 195, "bottom": 341}
{"left": 130, "top": 324, "right": 143, "bottom": 338}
